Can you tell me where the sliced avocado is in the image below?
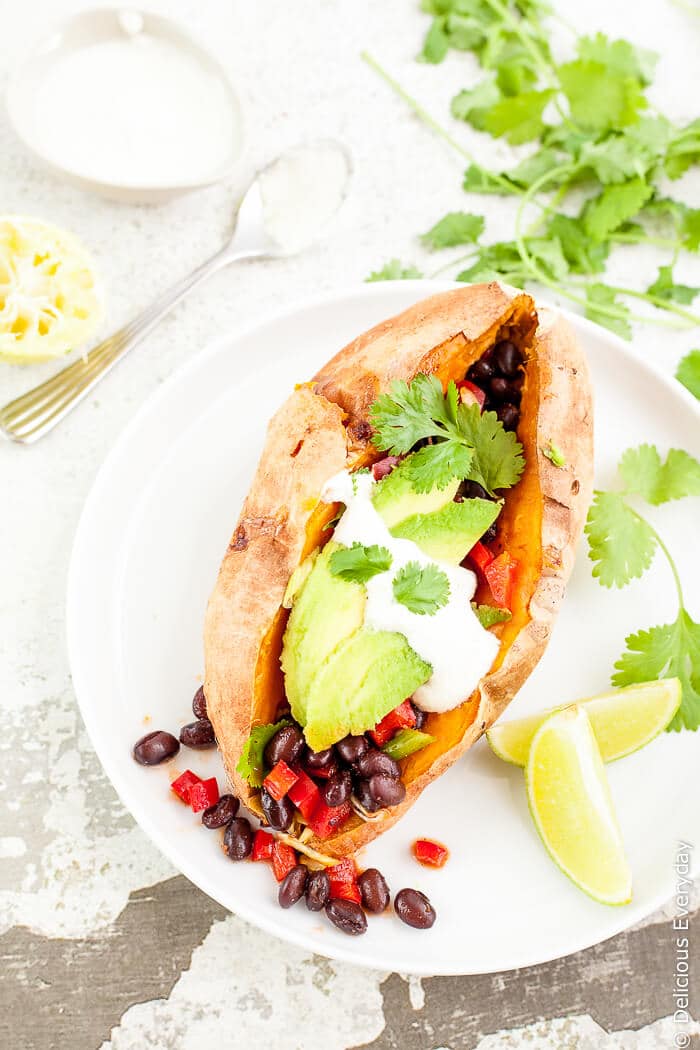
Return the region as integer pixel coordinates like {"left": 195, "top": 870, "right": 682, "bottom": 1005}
{"left": 390, "top": 498, "right": 500, "bottom": 564}
{"left": 372, "top": 460, "right": 459, "bottom": 528}
{"left": 303, "top": 628, "right": 431, "bottom": 752}
{"left": 281, "top": 543, "right": 365, "bottom": 726}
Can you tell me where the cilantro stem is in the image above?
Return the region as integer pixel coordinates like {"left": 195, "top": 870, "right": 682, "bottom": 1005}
{"left": 361, "top": 51, "right": 520, "bottom": 195}
{"left": 630, "top": 507, "right": 685, "bottom": 607}
{"left": 609, "top": 232, "right": 683, "bottom": 250}
{"left": 606, "top": 285, "right": 700, "bottom": 326}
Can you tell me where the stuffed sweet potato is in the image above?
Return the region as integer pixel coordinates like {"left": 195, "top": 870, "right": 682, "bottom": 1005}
{"left": 204, "top": 284, "right": 593, "bottom": 860}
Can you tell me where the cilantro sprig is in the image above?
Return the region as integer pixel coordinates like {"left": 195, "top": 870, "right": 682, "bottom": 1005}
{"left": 369, "top": 373, "right": 524, "bottom": 495}
{"left": 393, "top": 561, "right": 450, "bottom": 615}
{"left": 362, "top": 6, "right": 700, "bottom": 337}
{"left": 585, "top": 444, "right": 700, "bottom": 731}
{"left": 329, "top": 542, "right": 393, "bottom": 583}
{"left": 236, "top": 719, "right": 290, "bottom": 787}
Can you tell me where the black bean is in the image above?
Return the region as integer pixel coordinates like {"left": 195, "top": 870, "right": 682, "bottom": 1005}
{"left": 394, "top": 888, "right": 436, "bottom": 929}
{"left": 202, "top": 794, "right": 239, "bottom": 829}
{"left": 354, "top": 779, "right": 381, "bottom": 813}
{"left": 368, "top": 773, "right": 406, "bottom": 808}
{"left": 264, "top": 724, "right": 305, "bottom": 769}
{"left": 326, "top": 898, "right": 367, "bottom": 936}
{"left": 321, "top": 769, "right": 352, "bottom": 808}
{"left": 179, "top": 718, "right": 216, "bottom": 749}
{"left": 489, "top": 376, "right": 511, "bottom": 402}
{"left": 336, "top": 734, "right": 369, "bottom": 765}
{"left": 305, "top": 869, "right": 331, "bottom": 911}
{"left": 412, "top": 704, "right": 428, "bottom": 731}
{"left": 278, "top": 864, "right": 307, "bottom": 908}
{"left": 497, "top": 403, "right": 519, "bottom": 431}
{"left": 304, "top": 747, "right": 337, "bottom": 778}
{"left": 260, "top": 786, "right": 295, "bottom": 831}
{"left": 356, "top": 749, "right": 401, "bottom": 779}
{"left": 505, "top": 382, "right": 522, "bottom": 406}
{"left": 132, "top": 730, "right": 180, "bottom": 766}
{"left": 192, "top": 686, "right": 207, "bottom": 719}
{"left": 458, "top": 480, "right": 489, "bottom": 502}
{"left": 358, "top": 868, "right": 390, "bottom": 913}
{"left": 481, "top": 523, "right": 498, "bottom": 545}
{"left": 467, "top": 358, "right": 493, "bottom": 385}
{"left": 224, "top": 817, "right": 253, "bottom": 860}
{"left": 493, "top": 339, "right": 522, "bottom": 377}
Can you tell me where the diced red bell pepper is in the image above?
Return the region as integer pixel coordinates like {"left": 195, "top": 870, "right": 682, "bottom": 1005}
{"left": 306, "top": 799, "right": 353, "bottom": 840}
{"left": 171, "top": 770, "right": 201, "bottom": 804}
{"left": 370, "top": 699, "right": 417, "bottom": 747}
{"left": 251, "top": 829, "right": 275, "bottom": 862}
{"left": 263, "top": 759, "right": 299, "bottom": 801}
{"left": 484, "top": 551, "right": 518, "bottom": 609}
{"left": 271, "top": 840, "right": 298, "bottom": 882}
{"left": 468, "top": 540, "right": 494, "bottom": 576}
{"left": 457, "top": 379, "right": 486, "bottom": 410}
{"left": 288, "top": 769, "right": 321, "bottom": 821}
{"left": 413, "top": 838, "right": 449, "bottom": 868}
{"left": 330, "top": 881, "right": 362, "bottom": 904}
{"left": 327, "top": 858, "right": 357, "bottom": 887}
{"left": 188, "top": 777, "right": 219, "bottom": 813}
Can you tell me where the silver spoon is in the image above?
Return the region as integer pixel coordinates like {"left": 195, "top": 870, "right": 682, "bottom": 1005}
{"left": 0, "top": 140, "right": 352, "bottom": 444}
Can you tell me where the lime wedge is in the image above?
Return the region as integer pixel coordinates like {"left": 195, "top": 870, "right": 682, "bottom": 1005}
{"left": 526, "top": 706, "right": 632, "bottom": 905}
{"left": 487, "top": 678, "right": 681, "bottom": 767}
{"left": 0, "top": 216, "right": 103, "bottom": 364}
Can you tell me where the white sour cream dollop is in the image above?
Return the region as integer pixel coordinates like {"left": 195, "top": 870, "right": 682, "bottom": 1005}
{"left": 321, "top": 470, "right": 500, "bottom": 713}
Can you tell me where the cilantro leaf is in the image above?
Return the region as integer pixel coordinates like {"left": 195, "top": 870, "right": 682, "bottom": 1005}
{"left": 583, "top": 177, "right": 654, "bottom": 241}
{"left": 542, "top": 441, "right": 566, "bottom": 467}
{"left": 471, "top": 602, "right": 512, "bottom": 629}
{"left": 681, "top": 208, "right": 700, "bottom": 251}
{"left": 577, "top": 33, "right": 657, "bottom": 86}
{"left": 585, "top": 283, "right": 632, "bottom": 340}
{"left": 548, "top": 214, "right": 609, "bottom": 275}
{"left": 370, "top": 373, "right": 452, "bottom": 454}
{"left": 457, "top": 404, "right": 525, "bottom": 493}
{"left": 480, "top": 88, "right": 555, "bottom": 145}
{"left": 451, "top": 78, "right": 501, "bottom": 128}
{"left": 558, "top": 60, "right": 647, "bottom": 131}
{"left": 236, "top": 719, "right": 290, "bottom": 787}
{"left": 676, "top": 350, "right": 700, "bottom": 399}
{"left": 613, "top": 611, "right": 700, "bottom": 731}
{"left": 457, "top": 242, "right": 529, "bottom": 284}
{"left": 402, "top": 439, "right": 473, "bottom": 493}
{"left": 393, "top": 561, "right": 450, "bottom": 615}
{"left": 329, "top": 542, "right": 392, "bottom": 583}
{"left": 420, "top": 17, "right": 449, "bottom": 63}
{"left": 619, "top": 444, "right": 700, "bottom": 504}
{"left": 421, "top": 211, "right": 485, "bottom": 249}
{"left": 366, "top": 260, "right": 423, "bottom": 282}
{"left": 646, "top": 265, "right": 699, "bottom": 306}
{"left": 462, "top": 164, "right": 520, "bottom": 196}
{"left": 584, "top": 490, "right": 657, "bottom": 587}
{"left": 665, "top": 119, "right": 700, "bottom": 180}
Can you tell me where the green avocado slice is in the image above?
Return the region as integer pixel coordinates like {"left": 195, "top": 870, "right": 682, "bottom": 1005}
{"left": 302, "top": 628, "right": 432, "bottom": 752}
{"left": 390, "top": 497, "right": 501, "bottom": 564}
{"left": 371, "top": 460, "right": 459, "bottom": 527}
{"left": 281, "top": 543, "right": 365, "bottom": 726}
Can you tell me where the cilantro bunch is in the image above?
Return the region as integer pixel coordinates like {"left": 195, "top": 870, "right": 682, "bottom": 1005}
{"left": 363, "top": 1, "right": 700, "bottom": 338}
{"left": 369, "top": 372, "right": 524, "bottom": 493}
{"left": 585, "top": 444, "right": 700, "bottom": 730}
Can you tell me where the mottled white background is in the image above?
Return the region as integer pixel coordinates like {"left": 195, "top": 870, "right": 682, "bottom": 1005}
{"left": 0, "top": 0, "right": 698, "bottom": 1047}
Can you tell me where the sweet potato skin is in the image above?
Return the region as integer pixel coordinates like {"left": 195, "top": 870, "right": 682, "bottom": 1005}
{"left": 204, "top": 285, "right": 593, "bottom": 856}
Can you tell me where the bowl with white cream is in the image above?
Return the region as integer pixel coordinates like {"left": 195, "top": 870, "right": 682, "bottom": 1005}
{"left": 6, "top": 8, "right": 245, "bottom": 203}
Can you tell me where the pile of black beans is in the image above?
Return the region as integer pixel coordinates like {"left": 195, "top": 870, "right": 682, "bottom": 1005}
{"left": 258, "top": 707, "right": 428, "bottom": 833}
{"left": 279, "top": 863, "right": 436, "bottom": 935}
{"left": 466, "top": 338, "right": 524, "bottom": 433}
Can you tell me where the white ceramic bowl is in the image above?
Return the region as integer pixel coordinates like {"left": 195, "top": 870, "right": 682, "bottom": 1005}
{"left": 6, "top": 8, "right": 245, "bottom": 204}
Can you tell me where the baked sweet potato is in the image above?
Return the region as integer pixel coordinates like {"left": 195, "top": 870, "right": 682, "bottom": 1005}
{"left": 204, "top": 284, "right": 593, "bottom": 858}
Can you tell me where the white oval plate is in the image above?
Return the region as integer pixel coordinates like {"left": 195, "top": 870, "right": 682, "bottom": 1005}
{"left": 67, "top": 282, "right": 700, "bottom": 975}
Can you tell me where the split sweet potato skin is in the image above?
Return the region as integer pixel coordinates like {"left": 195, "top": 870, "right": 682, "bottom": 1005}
{"left": 204, "top": 284, "right": 593, "bottom": 857}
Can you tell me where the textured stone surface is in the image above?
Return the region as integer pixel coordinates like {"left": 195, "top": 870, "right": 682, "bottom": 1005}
{"left": 0, "top": 0, "right": 698, "bottom": 1047}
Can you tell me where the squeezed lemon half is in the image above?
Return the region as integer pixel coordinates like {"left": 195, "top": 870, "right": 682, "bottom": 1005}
{"left": 487, "top": 678, "right": 681, "bottom": 766}
{"left": 0, "top": 216, "right": 103, "bottom": 364}
{"left": 526, "top": 706, "right": 632, "bottom": 905}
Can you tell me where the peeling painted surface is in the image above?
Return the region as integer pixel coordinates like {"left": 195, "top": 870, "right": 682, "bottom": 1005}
{"left": 1, "top": 0, "right": 699, "bottom": 1046}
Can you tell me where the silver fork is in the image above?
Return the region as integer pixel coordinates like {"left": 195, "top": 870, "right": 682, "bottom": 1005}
{"left": 0, "top": 141, "right": 351, "bottom": 444}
